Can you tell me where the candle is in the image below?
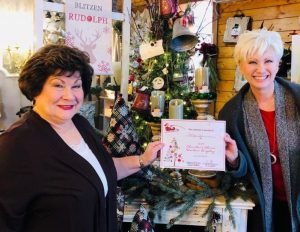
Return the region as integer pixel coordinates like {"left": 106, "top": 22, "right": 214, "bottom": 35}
{"left": 169, "top": 99, "right": 184, "bottom": 119}
{"left": 150, "top": 91, "right": 165, "bottom": 117}
{"left": 195, "top": 67, "right": 203, "bottom": 90}
{"left": 195, "top": 67, "right": 210, "bottom": 92}
{"left": 202, "top": 67, "right": 210, "bottom": 88}
{"left": 199, "top": 85, "right": 209, "bottom": 93}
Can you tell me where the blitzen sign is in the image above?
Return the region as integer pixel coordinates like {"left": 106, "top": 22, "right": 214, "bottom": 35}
{"left": 65, "top": 0, "right": 112, "bottom": 75}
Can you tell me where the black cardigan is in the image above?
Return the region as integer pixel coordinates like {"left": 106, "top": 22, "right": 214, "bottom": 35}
{"left": 0, "top": 111, "right": 117, "bottom": 232}
{"left": 218, "top": 77, "right": 300, "bottom": 232}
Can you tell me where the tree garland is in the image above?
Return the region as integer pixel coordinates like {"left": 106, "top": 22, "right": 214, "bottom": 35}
{"left": 121, "top": 166, "right": 256, "bottom": 230}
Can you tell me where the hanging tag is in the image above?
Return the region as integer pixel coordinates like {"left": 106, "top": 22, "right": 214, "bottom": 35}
{"left": 139, "top": 39, "right": 165, "bottom": 60}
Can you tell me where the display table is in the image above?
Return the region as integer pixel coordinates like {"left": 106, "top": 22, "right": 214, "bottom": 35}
{"left": 123, "top": 196, "right": 255, "bottom": 232}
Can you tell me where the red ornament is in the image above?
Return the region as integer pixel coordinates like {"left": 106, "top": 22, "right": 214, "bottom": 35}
{"left": 131, "top": 92, "right": 150, "bottom": 112}
{"left": 136, "top": 57, "right": 142, "bottom": 63}
{"left": 129, "top": 74, "right": 135, "bottom": 81}
{"left": 179, "top": 16, "right": 188, "bottom": 27}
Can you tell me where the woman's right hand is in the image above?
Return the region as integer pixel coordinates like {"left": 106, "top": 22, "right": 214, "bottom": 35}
{"left": 224, "top": 133, "right": 239, "bottom": 167}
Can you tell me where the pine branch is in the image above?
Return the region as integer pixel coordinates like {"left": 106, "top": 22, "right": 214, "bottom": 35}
{"left": 225, "top": 197, "right": 236, "bottom": 228}
{"left": 202, "top": 197, "right": 216, "bottom": 231}
{"left": 167, "top": 198, "right": 196, "bottom": 229}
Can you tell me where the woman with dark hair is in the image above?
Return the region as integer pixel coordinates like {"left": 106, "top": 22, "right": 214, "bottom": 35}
{"left": 0, "top": 44, "right": 163, "bottom": 232}
{"left": 221, "top": 29, "right": 300, "bottom": 232}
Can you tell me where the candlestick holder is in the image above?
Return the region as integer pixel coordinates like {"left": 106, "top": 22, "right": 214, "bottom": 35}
{"left": 190, "top": 99, "right": 214, "bottom": 120}
{"left": 187, "top": 99, "right": 216, "bottom": 183}
{"left": 147, "top": 121, "right": 161, "bottom": 141}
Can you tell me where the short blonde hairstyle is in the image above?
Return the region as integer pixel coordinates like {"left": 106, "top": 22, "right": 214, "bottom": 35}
{"left": 234, "top": 29, "right": 284, "bottom": 64}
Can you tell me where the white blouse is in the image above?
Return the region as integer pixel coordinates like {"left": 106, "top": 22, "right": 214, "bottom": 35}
{"left": 69, "top": 139, "right": 108, "bottom": 196}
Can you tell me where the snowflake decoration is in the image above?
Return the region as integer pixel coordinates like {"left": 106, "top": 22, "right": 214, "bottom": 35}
{"left": 110, "top": 118, "right": 117, "bottom": 127}
{"left": 129, "top": 144, "right": 137, "bottom": 153}
{"left": 116, "top": 143, "right": 126, "bottom": 153}
{"left": 65, "top": 32, "right": 75, "bottom": 47}
{"left": 116, "top": 191, "right": 125, "bottom": 205}
{"left": 119, "top": 106, "right": 128, "bottom": 117}
{"left": 107, "top": 133, "right": 115, "bottom": 143}
{"left": 98, "top": 61, "right": 111, "bottom": 73}
{"left": 103, "top": 26, "right": 110, "bottom": 34}
{"left": 116, "top": 125, "right": 130, "bottom": 140}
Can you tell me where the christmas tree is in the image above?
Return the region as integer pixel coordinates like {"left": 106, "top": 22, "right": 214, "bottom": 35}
{"left": 108, "top": 1, "right": 253, "bottom": 229}
{"left": 129, "top": 1, "right": 216, "bottom": 146}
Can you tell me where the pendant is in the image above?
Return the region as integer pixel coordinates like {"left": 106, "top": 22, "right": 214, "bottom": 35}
{"left": 270, "top": 153, "right": 277, "bottom": 165}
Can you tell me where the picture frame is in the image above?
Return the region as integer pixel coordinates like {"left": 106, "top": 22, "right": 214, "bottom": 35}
{"left": 223, "top": 16, "right": 251, "bottom": 43}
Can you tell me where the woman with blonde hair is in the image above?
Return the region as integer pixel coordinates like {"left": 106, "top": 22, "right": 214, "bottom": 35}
{"left": 221, "top": 29, "right": 300, "bottom": 231}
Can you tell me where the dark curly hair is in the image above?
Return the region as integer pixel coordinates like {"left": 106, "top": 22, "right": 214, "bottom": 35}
{"left": 19, "top": 44, "right": 94, "bottom": 101}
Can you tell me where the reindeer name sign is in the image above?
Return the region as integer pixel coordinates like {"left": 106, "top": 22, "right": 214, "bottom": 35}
{"left": 65, "top": 0, "right": 112, "bottom": 75}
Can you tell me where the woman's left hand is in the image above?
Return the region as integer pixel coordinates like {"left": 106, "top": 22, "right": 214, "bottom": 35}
{"left": 224, "top": 133, "right": 239, "bottom": 166}
{"left": 141, "top": 141, "right": 164, "bottom": 166}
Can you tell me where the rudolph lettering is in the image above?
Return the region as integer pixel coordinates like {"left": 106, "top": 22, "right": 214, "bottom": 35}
{"left": 68, "top": 14, "right": 108, "bottom": 24}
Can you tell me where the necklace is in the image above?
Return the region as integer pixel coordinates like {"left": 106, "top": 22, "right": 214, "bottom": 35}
{"left": 270, "top": 119, "right": 277, "bottom": 165}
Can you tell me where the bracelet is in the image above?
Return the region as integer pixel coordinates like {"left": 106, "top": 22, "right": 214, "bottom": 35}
{"left": 139, "top": 155, "right": 145, "bottom": 169}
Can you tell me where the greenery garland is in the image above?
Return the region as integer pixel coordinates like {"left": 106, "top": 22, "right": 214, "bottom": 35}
{"left": 121, "top": 166, "right": 256, "bottom": 230}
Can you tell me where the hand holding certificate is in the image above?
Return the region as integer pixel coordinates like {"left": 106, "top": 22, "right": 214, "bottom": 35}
{"left": 160, "top": 119, "right": 226, "bottom": 171}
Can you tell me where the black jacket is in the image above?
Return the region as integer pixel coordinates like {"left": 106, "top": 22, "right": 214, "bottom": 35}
{"left": 0, "top": 111, "right": 117, "bottom": 232}
{"left": 219, "top": 77, "right": 300, "bottom": 232}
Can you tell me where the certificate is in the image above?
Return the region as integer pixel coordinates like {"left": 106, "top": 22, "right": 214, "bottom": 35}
{"left": 160, "top": 119, "right": 226, "bottom": 171}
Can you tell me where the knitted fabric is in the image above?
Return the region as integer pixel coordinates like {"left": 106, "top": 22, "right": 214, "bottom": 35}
{"left": 243, "top": 81, "right": 300, "bottom": 231}
{"left": 103, "top": 95, "right": 142, "bottom": 157}
{"left": 102, "top": 95, "right": 153, "bottom": 177}
{"left": 130, "top": 204, "right": 154, "bottom": 232}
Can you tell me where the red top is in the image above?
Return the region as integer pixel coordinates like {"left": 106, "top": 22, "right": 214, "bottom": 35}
{"left": 260, "top": 109, "right": 287, "bottom": 201}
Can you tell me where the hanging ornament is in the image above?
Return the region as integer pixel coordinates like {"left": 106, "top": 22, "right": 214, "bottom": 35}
{"left": 162, "top": 67, "right": 169, "bottom": 75}
{"left": 170, "top": 18, "right": 198, "bottom": 52}
{"left": 131, "top": 91, "right": 150, "bottom": 112}
{"left": 160, "top": 0, "right": 178, "bottom": 17}
{"left": 152, "top": 77, "right": 165, "bottom": 90}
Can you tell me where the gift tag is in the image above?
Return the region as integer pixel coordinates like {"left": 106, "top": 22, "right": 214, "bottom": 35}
{"left": 139, "top": 39, "right": 165, "bottom": 60}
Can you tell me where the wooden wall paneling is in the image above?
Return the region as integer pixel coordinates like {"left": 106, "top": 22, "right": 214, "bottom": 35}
{"left": 217, "top": 58, "right": 236, "bottom": 70}
{"left": 219, "top": 0, "right": 300, "bottom": 13}
{"left": 251, "top": 17, "right": 300, "bottom": 31}
{"left": 218, "top": 46, "right": 235, "bottom": 58}
{"left": 215, "top": 101, "right": 226, "bottom": 116}
{"left": 218, "top": 3, "right": 300, "bottom": 24}
{"left": 216, "top": 80, "right": 235, "bottom": 91}
{"left": 217, "top": 30, "right": 298, "bottom": 46}
{"left": 218, "top": 18, "right": 300, "bottom": 34}
{"left": 218, "top": 69, "right": 236, "bottom": 81}
{"left": 216, "top": 91, "right": 236, "bottom": 102}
